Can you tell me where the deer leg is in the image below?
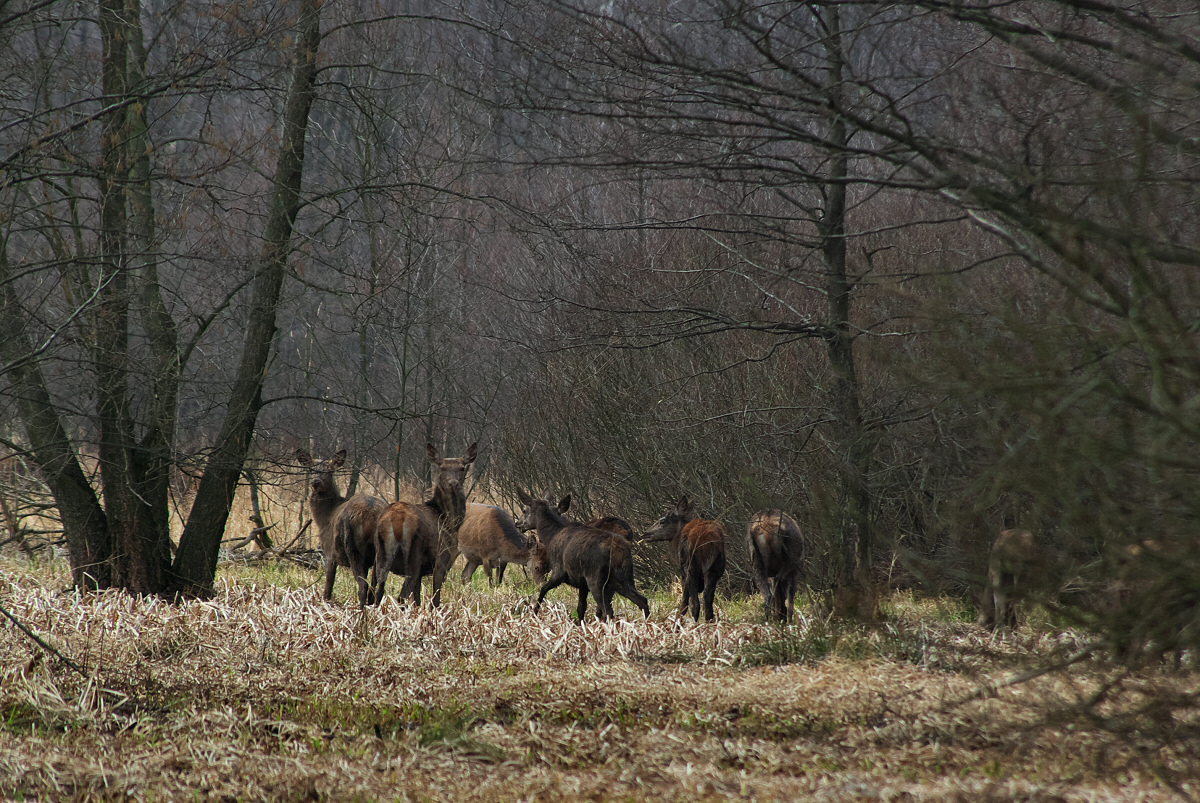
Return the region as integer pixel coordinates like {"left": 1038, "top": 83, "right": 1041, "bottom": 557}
{"left": 495, "top": 561, "right": 507, "bottom": 586}
{"left": 429, "top": 539, "right": 458, "bottom": 608}
{"left": 702, "top": 574, "right": 717, "bottom": 623}
{"left": 617, "top": 583, "right": 650, "bottom": 618}
{"left": 323, "top": 558, "right": 337, "bottom": 602}
{"left": 461, "top": 558, "right": 480, "bottom": 585}
{"left": 534, "top": 571, "right": 568, "bottom": 614}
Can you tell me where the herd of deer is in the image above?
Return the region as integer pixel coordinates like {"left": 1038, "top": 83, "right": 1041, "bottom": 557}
{"left": 296, "top": 443, "right": 1038, "bottom": 629}
{"left": 294, "top": 443, "right": 813, "bottom": 624}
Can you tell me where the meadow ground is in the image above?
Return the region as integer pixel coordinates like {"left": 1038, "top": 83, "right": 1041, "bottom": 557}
{"left": 1, "top": 555, "right": 1197, "bottom": 802}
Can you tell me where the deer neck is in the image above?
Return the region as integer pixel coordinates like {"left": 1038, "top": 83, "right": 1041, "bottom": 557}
{"left": 426, "top": 483, "right": 466, "bottom": 532}
{"left": 309, "top": 488, "right": 346, "bottom": 528}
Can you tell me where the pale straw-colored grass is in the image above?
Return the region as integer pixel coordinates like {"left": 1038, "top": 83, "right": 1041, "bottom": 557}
{"left": 1, "top": 558, "right": 1196, "bottom": 801}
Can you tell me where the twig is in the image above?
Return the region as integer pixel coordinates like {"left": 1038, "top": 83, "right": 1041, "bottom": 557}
{"left": 0, "top": 599, "right": 87, "bottom": 677}
{"left": 277, "top": 518, "right": 312, "bottom": 556}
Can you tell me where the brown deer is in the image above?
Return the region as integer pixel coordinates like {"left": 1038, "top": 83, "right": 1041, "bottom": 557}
{"left": 295, "top": 449, "right": 388, "bottom": 606}
{"left": 645, "top": 496, "right": 726, "bottom": 622}
{"left": 518, "top": 495, "right": 636, "bottom": 612}
{"left": 515, "top": 489, "right": 649, "bottom": 623}
{"left": 747, "top": 509, "right": 806, "bottom": 623}
{"left": 978, "top": 528, "right": 1039, "bottom": 630}
{"left": 372, "top": 442, "right": 477, "bottom": 606}
{"left": 458, "top": 503, "right": 546, "bottom": 586}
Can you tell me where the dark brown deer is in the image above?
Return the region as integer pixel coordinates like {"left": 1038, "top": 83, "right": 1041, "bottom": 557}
{"left": 645, "top": 496, "right": 726, "bottom": 622}
{"left": 515, "top": 489, "right": 649, "bottom": 623}
{"left": 372, "top": 442, "right": 477, "bottom": 606}
{"left": 518, "top": 495, "right": 636, "bottom": 612}
{"left": 977, "top": 528, "right": 1039, "bottom": 630}
{"left": 295, "top": 449, "right": 388, "bottom": 606}
{"left": 458, "top": 503, "right": 546, "bottom": 586}
{"left": 747, "top": 509, "right": 805, "bottom": 623}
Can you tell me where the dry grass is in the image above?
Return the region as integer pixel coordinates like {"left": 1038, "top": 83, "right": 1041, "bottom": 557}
{"left": 1, "top": 557, "right": 1197, "bottom": 802}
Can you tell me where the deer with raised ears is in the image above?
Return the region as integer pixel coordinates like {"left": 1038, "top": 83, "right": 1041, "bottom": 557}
{"left": 645, "top": 496, "right": 727, "bottom": 623}
{"left": 295, "top": 449, "right": 388, "bottom": 606}
{"left": 515, "top": 489, "right": 649, "bottom": 623}
{"left": 458, "top": 503, "right": 546, "bottom": 586}
{"left": 978, "top": 528, "right": 1038, "bottom": 631}
{"left": 747, "top": 509, "right": 805, "bottom": 623}
{"left": 517, "top": 494, "right": 636, "bottom": 612}
{"left": 372, "top": 442, "right": 477, "bottom": 606}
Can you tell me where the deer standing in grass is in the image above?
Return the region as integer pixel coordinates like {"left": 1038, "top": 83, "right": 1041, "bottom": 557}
{"left": 458, "top": 503, "right": 546, "bottom": 586}
{"left": 645, "top": 496, "right": 726, "bottom": 623}
{"left": 518, "top": 494, "right": 637, "bottom": 611}
{"left": 372, "top": 442, "right": 477, "bottom": 606}
{"left": 515, "top": 489, "right": 649, "bottom": 623}
{"left": 296, "top": 449, "right": 388, "bottom": 606}
{"left": 747, "top": 509, "right": 805, "bottom": 623}
{"left": 978, "top": 528, "right": 1038, "bottom": 631}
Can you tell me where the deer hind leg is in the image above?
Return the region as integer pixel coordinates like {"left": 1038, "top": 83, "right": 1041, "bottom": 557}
{"left": 702, "top": 573, "right": 717, "bottom": 623}
{"left": 617, "top": 582, "right": 650, "bottom": 618}
{"left": 461, "top": 558, "right": 480, "bottom": 585}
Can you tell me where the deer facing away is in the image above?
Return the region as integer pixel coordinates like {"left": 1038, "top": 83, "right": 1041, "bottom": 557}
{"left": 372, "top": 442, "right": 478, "bottom": 607}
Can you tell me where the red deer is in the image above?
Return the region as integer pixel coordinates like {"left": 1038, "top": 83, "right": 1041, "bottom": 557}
{"left": 645, "top": 496, "right": 726, "bottom": 622}
{"left": 747, "top": 509, "right": 805, "bottom": 623}
{"left": 515, "top": 489, "right": 649, "bottom": 623}
{"left": 977, "top": 528, "right": 1039, "bottom": 630}
{"left": 458, "top": 503, "right": 546, "bottom": 586}
{"left": 518, "top": 495, "right": 636, "bottom": 611}
{"left": 295, "top": 449, "right": 387, "bottom": 606}
{"left": 372, "top": 442, "right": 477, "bottom": 606}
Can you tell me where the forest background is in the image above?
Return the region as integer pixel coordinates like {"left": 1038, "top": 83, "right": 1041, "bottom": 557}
{"left": 0, "top": 0, "right": 1197, "bottom": 653}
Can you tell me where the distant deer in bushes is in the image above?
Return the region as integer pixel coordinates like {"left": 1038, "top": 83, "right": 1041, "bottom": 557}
{"left": 515, "top": 489, "right": 649, "bottom": 623}
{"left": 747, "top": 509, "right": 806, "bottom": 623}
{"left": 373, "top": 442, "right": 477, "bottom": 606}
{"left": 978, "top": 528, "right": 1039, "bottom": 631}
{"left": 459, "top": 503, "right": 546, "bottom": 586}
{"left": 645, "top": 496, "right": 726, "bottom": 623}
{"left": 296, "top": 449, "right": 388, "bottom": 606}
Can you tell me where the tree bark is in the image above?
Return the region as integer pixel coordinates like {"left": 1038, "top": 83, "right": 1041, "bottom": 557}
{"left": 171, "top": 0, "right": 324, "bottom": 595}
{"left": 820, "top": 5, "right": 875, "bottom": 616}
{"left": 0, "top": 247, "right": 111, "bottom": 588}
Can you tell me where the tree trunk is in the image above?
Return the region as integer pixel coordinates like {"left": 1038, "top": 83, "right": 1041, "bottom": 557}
{"left": 821, "top": 5, "right": 875, "bottom": 618}
{"left": 0, "top": 246, "right": 111, "bottom": 588}
{"left": 171, "top": 0, "right": 324, "bottom": 595}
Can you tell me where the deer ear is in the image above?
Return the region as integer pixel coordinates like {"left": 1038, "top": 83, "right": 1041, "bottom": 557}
{"left": 557, "top": 494, "right": 572, "bottom": 513}
{"left": 426, "top": 443, "right": 439, "bottom": 463}
{"left": 517, "top": 488, "right": 535, "bottom": 507}
{"left": 464, "top": 442, "right": 478, "bottom": 463}
{"left": 676, "top": 495, "right": 692, "bottom": 512}
{"left": 332, "top": 450, "right": 346, "bottom": 468}
{"left": 295, "top": 449, "right": 312, "bottom": 467}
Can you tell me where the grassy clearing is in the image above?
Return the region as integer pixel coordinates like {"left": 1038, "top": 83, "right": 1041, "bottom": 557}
{"left": 1, "top": 556, "right": 1196, "bottom": 802}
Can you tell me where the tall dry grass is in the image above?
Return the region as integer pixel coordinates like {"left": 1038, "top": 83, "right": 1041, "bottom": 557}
{"left": 1, "top": 556, "right": 1197, "bottom": 801}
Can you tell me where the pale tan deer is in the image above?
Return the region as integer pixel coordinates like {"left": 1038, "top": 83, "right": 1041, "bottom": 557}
{"left": 978, "top": 528, "right": 1039, "bottom": 630}
{"left": 459, "top": 503, "right": 546, "bottom": 586}
{"left": 372, "top": 442, "right": 477, "bottom": 606}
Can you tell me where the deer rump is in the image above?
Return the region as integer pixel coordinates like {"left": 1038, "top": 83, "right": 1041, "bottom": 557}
{"left": 372, "top": 502, "right": 438, "bottom": 605}
{"left": 747, "top": 510, "right": 804, "bottom": 623}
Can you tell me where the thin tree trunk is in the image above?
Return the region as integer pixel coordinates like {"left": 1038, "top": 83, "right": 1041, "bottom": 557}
{"left": 0, "top": 245, "right": 111, "bottom": 588}
{"left": 821, "top": 5, "right": 874, "bottom": 617}
{"left": 171, "top": 0, "right": 324, "bottom": 595}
